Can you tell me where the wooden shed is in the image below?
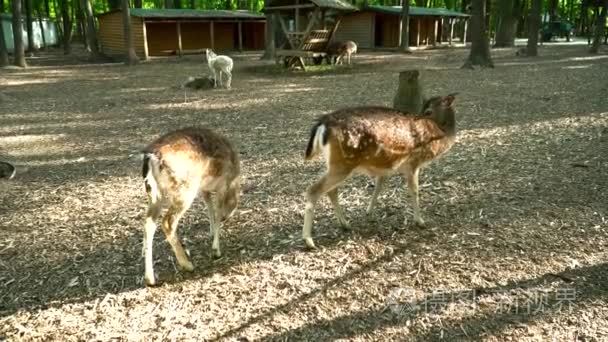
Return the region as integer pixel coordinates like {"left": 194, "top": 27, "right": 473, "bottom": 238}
{"left": 97, "top": 9, "right": 266, "bottom": 59}
{"left": 334, "top": 5, "right": 470, "bottom": 48}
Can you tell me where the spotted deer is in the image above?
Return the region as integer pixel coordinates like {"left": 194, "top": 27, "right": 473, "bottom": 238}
{"left": 0, "top": 161, "right": 15, "bottom": 179}
{"left": 302, "top": 94, "right": 458, "bottom": 248}
{"left": 141, "top": 127, "right": 240, "bottom": 286}
{"left": 326, "top": 40, "right": 357, "bottom": 65}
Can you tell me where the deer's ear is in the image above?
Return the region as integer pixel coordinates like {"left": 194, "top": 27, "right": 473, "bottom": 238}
{"left": 442, "top": 93, "right": 457, "bottom": 107}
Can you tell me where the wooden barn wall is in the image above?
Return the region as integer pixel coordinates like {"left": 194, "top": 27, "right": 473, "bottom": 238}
{"left": 334, "top": 12, "right": 374, "bottom": 48}
{"left": 98, "top": 12, "right": 146, "bottom": 58}
{"left": 214, "top": 22, "right": 235, "bottom": 51}
{"left": 242, "top": 22, "right": 265, "bottom": 50}
{"left": 373, "top": 14, "right": 441, "bottom": 47}
{"left": 145, "top": 20, "right": 264, "bottom": 56}
{"left": 180, "top": 22, "right": 211, "bottom": 50}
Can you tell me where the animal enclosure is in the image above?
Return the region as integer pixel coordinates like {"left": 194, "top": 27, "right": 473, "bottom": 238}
{"left": 97, "top": 9, "right": 266, "bottom": 59}
{"left": 0, "top": 45, "right": 607, "bottom": 340}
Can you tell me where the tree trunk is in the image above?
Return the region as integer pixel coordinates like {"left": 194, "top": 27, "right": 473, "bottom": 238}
{"left": 60, "top": 0, "right": 72, "bottom": 54}
{"left": 12, "top": 0, "right": 27, "bottom": 67}
{"left": 189, "top": 0, "right": 194, "bottom": 8}
{"left": 25, "top": 0, "right": 35, "bottom": 52}
{"left": 589, "top": 1, "right": 607, "bottom": 53}
{"left": 164, "top": 0, "right": 172, "bottom": 8}
{"left": 121, "top": 0, "right": 139, "bottom": 65}
{"left": 0, "top": 0, "right": 9, "bottom": 67}
{"left": 494, "top": 0, "right": 518, "bottom": 47}
{"left": 393, "top": 70, "right": 425, "bottom": 114}
{"left": 526, "top": 0, "right": 541, "bottom": 56}
{"left": 37, "top": 9, "right": 47, "bottom": 50}
{"left": 45, "top": 0, "right": 50, "bottom": 16}
{"left": 261, "top": 0, "right": 275, "bottom": 60}
{"left": 400, "top": 0, "right": 411, "bottom": 51}
{"left": 74, "top": 0, "right": 87, "bottom": 50}
{"left": 82, "top": 0, "right": 100, "bottom": 57}
{"left": 174, "top": 0, "right": 181, "bottom": 8}
{"left": 548, "top": 0, "right": 558, "bottom": 21}
{"left": 134, "top": 0, "right": 142, "bottom": 7}
{"left": 462, "top": 0, "right": 494, "bottom": 68}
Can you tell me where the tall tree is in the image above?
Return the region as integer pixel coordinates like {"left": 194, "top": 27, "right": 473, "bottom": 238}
{"left": 189, "top": 0, "right": 194, "bottom": 9}
{"left": 526, "top": 0, "right": 541, "bottom": 56}
{"left": 399, "top": 0, "right": 411, "bottom": 52}
{"left": 174, "top": 0, "right": 181, "bottom": 8}
{"left": 164, "top": 0, "right": 173, "bottom": 8}
{"left": 25, "top": 0, "right": 36, "bottom": 52}
{"left": 134, "top": 0, "right": 142, "bottom": 8}
{"left": 36, "top": 8, "right": 47, "bottom": 50}
{"left": 261, "top": 0, "right": 275, "bottom": 60}
{"left": 462, "top": 0, "right": 494, "bottom": 68}
{"left": 589, "top": 0, "right": 607, "bottom": 53}
{"left": 548, "top": 0, "right": 558, "bottom": 20}
{"left": 0, "top": 0, "right": 9, "bottom": 66}
{"left": 82, "top": 0, "right": 100, "bottom": 57}
{"left": 494, "top": 0, "right": 521, "bottom": 47}
{"left": 121, "top": 0, "right": 139, "bottom": 65}
{"left": 60, "top": 0, "right": 72, "bottom": 54}
{"left": 12, "top": 0, "right": 27, "bottom": 67}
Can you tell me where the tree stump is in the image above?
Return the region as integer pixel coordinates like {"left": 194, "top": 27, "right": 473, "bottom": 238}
{"left": 181, "top": 76, "right": 215, "bottom": 90}
{"left": 393, "top": 70, "right": 425, "bottom": 114}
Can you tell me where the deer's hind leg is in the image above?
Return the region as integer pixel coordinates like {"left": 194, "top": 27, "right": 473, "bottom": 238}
{"left": 303, "top": 166, "right": 352, "bottom": 249}
{"left": 161, "top": 188, "right": 198, "bottom": 272}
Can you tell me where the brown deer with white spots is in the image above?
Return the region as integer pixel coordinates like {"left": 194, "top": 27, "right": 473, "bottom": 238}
{"left": 302, "top": 94, "right": 458, "bottom": 248}
{"left": 141, "top": 127, "right": 240, "bottom": 286}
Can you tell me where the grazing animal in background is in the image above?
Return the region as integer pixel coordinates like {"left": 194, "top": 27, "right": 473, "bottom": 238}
{"left": 181, "top": 76, "right": 215, "bottom": 90}
{"left": 205, "top": 49, "right": 234, "bottom": 89}
{"left": 141, "top": 127, "right": 240, "bottom": 286}
{"left": 326, "top": 40, "right": 358, "bottom": 65}
{"left": 302, "top": 94, "right": 458, "bottom": 248}
{"left": 0, "top": 161, "right": 16, "bottom": 179}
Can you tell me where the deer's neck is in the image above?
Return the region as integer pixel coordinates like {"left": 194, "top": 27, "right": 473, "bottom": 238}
{"left": 430, "top": 110, "right": 456, "bottom": 136}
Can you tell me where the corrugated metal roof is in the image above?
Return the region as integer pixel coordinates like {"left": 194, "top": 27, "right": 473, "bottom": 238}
{"left": 265, "top": 0, "right": 357, "bottom": 11}
{"left": 365, "top": 5, "right": 470, "bottom": 17}
{"left": 99, "top": 9, "right": 265, "bottom": 19}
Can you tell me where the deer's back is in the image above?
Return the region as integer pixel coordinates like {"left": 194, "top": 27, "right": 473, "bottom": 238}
{"left": 144, "top": 127, "right": 239, "bottom": 187}
{"left": 319, "top": 107, "right": 454, "bottom": 171}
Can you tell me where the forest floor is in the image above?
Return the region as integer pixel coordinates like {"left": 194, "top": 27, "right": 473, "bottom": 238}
{"left": 0, "top": 42, "right": 607, "bottom": 341}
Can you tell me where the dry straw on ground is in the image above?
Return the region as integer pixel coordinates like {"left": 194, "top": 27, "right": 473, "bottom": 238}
{"left": 0, "top": 43, "right": 607, "bottom": 341}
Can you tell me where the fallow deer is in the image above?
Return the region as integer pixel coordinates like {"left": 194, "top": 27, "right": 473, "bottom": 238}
{"left": 141, "top": 127, "right": 240, "bottom": 286}
{"left": 302, "top": 94, "right": 458, "bottom": 248}
{"left": 326, "top": 40, "right": 358, "bottom": 65}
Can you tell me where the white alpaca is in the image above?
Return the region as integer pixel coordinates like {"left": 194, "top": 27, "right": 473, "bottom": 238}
{"left": 205, "top": 49, "right": 233, "bottom": 89}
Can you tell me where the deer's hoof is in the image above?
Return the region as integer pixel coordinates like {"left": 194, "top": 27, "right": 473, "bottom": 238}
{"left": 304, "top": 237, "right": 317, "bottom": 250}
{"left": 179, "top": 260, "right": 194, "bottom": 272}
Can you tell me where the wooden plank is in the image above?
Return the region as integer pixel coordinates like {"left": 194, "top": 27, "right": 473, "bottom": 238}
{"left": 278, "top": 15, "right": 295, "bottom": 48}
{"left": 264, "top": 4, "right": 315, "bottom": 10}
{"left": 299, "top": 7, "right": 320, "bottom": 47}
{"left": 210, "top": 21, "right": 215, "bottom": 49}
{"left": 449, "top": 18, "right": 454, "bottom": 45}
{"left": 433, "top": 19, "right": 438, "bottom": 46}
{"left": 238, "top": 21, "right": 243, "bottom": 51}
{"left": 416, "top": 18, "right": 420, "bottom": 46}
{"left": 275, "top": 49, "right": 326, "bottom": 57}
{"left": 177, "top": 21, "right": 183, "bottom": 56}
{"left": 295, "top": 0, "right": 299, "bottom": 32}
{"left": 305, "top": 37, "right": 329, "bottom": 43}
{"left": 142, "top": 21, "right": 149, "bottom": 59}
